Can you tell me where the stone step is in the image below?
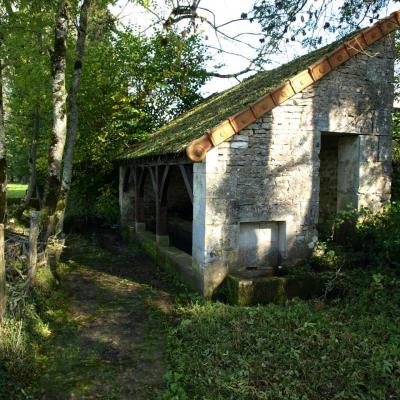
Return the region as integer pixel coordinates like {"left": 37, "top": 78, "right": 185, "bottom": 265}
{"left": 217, "top": 273, "right": 325, "bottom": 306}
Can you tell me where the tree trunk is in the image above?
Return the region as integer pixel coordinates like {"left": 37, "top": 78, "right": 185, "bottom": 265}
{"left": 24, "top": 33, "right": 43, "bottom": 209}
{"left": 0, "top": 225, "right": 5, "bottom": 324}
{"left": 0, "top": 61, "right": 7, "bottom": 323}
{"left": 56, "top": 0, "right": 91, "bottom": 235}
{"left": 23, "top": 103, "right": 40, "bottom": 208}
{"left": 41, "top": 0, "right": 70, "bottom": 244}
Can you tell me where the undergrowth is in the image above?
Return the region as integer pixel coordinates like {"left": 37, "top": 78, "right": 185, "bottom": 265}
{"left": 0, "top": 262, "right": 69, "bottom": 399}
{"left": 162, "top": 203, "right": 400, "bottom": 400}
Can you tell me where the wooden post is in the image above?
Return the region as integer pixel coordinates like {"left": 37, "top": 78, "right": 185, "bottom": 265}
{"left": 27, "top": 211, "right": 40, "bottom": 288}
{"left": 0, "top": 224, "right": 6, "bottom": 324}
{"left": 134, "top": 166, "right": 145, "bottom": 232}
{"left": 155, "top": 165, "right": 169, "bottom": 246}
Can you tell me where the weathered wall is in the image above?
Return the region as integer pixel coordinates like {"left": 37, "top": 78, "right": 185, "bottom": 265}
{"left": 193, "top": 35, "right": 394, "bottom": 296}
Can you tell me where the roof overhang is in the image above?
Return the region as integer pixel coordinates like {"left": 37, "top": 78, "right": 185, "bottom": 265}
{"left": 186, "top": 11, "right": 400, "bottom": 162}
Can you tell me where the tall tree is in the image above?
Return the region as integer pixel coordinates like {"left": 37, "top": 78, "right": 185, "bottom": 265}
{"left": 0, "top": 0, "right": 12, "bottom": 324}
{"left": 23, "top": 32, "right": 44, "bottom": 208}
{"left": 56, "top": 0, "right": 91, "bottom": 234}
{"left": 0, "top": 60, "right": 6, "bottom": 324}
{"left": 41, "top": 0, "right": 70, "bottom": 242}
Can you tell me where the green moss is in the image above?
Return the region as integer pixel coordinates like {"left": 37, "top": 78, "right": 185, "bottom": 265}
{"left": 218, "top": 274, "right": 325, "bottom": 306}
{"left": 120, "top": 32, "right": 359, "bottom": 161}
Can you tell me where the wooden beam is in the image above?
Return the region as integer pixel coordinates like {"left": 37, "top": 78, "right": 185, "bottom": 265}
{"left": 160, "top": 165, "right": 170, "bottom": 198}
{"left": 179, "top": 164, "right": 193, "bottom": 203}
{"left": 147, "top": 166, "right": 157, "bottom": 194}
{"left": 122, "top": 167, "right": 131, "bottom": 193}
{"left": 120, "top": 154, "right": 192, "bottom": 167}
{"left": 134, "top": 166, "right": 145, "bottom": 223}
{"left": 186, "top": 134, "right": 213, "bottom": 162}
{"left": 155, "top": 165, "right": 168, "bottom": 237}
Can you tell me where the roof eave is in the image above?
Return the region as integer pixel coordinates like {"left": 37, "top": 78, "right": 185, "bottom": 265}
{"left": 186, "top": 11, "right": 400, "bottom": 162}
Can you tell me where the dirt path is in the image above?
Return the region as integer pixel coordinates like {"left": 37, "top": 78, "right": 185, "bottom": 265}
{"left": 32, "top": 232, "right": 175, "bottom": 400}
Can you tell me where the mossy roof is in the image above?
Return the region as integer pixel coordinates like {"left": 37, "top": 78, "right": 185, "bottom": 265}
{"left": 120, "top": 33, "right": 358, "bottom": 161}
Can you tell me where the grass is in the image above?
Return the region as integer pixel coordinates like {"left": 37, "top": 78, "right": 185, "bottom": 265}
{"left": 161, "top": 204, "right": 400, "bottom": 399}
{"left": 1, "top": 234, "right": 173, "bottom": 399}
{"left": 7, "top": 183, "right": 28, "bottom": 199}
{"left": 163, "top": 268, "right": 400, "bottom": 400}
{"left": 1, "top": 205, "right": 399, "bottom": 399}
{"left": 0, "top": 264, "right": 58, "bottom": 399}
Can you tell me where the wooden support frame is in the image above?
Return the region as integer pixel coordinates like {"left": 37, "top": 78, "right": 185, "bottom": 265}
{"left": 155, "top": 165, "right": 170, "bottom": 238}
{"left": 122, "top": 167, "right": 131, "bottom": 193}
{"left": 179, "top": 164, "right": 193, "bottom": 203}
{"left": 129, "top": 160, "right": 193, "bottom": 244}
{"left": 134, "top": 166, "right": 146, "bottom": 224}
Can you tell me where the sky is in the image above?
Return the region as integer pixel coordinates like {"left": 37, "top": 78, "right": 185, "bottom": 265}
{"left": 110, "top": 0, "right": 399, "bottom": 97}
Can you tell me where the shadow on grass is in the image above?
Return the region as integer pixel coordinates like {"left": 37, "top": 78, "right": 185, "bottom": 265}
{"left": 29, "top": 232, "right": 177, "bottom": 400}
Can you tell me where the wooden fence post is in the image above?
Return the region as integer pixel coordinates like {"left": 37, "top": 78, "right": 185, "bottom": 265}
{"left": 27, "top": 211, "right": 40, "bottom": 288}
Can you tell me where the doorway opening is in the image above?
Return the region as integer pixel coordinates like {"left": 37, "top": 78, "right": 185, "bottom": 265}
{"left": 319, "top": 133, "right": 359, "bottom": 223}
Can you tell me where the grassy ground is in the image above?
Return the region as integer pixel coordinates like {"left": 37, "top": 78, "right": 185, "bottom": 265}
{"left": 1, "top": 230, "right": 399, "bottom": 399}
{"left": 7, "top": 183, "right": 28, "bottom": 199}
{"left": 26, "top": 233, "right": 176, "bottom": 399}
{"left": 164, "top": 271, "right": 400, "bottom": 400}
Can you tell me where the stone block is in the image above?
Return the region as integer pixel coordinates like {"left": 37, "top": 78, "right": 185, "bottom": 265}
{"left": 216, "top": 274, "right": 325, "bottom": 305}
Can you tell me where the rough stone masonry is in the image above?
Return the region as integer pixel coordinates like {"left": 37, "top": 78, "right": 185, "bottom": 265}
{"left": 119, "top": 34, "right": 394, "bottom": 298}
{"left": 192, "top": 36, "right": 394, "bottom": 296}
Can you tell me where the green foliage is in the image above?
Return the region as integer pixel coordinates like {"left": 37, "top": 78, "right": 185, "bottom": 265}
{"left": 251, "top": 0, "right": 397, "bottom": 50}
{"left": 3, "top": 2, "right": 209, "bottom": 225}
{"left": 161, "top": 201, "right": 400, "bottom": 399}
{"left": 314, "top": 203, "right": 400, "bottom": 270}
{"left": 163, "top": 272, "right": 400, "bottom": 400}
{"left": 0, "top": 263, "right": 58, "bottom": 399}
{"left": 7, "top": 184, "right": 27, "bottom": 199}
{"left": 94, "top": 184, "right": 119, "bottom": 225}
{"left": 64, "top": 25, "right": 208, "bottom": 225}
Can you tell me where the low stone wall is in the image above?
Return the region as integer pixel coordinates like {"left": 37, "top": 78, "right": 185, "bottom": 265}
{"left": 217, "top": 274, "right": 326, "bottom": 306}
{"left": 120, "top": 225, "right": 202, "bottom": 293}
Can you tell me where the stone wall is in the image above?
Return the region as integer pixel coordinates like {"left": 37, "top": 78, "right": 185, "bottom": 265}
{"left": 193, "top": 35, "right": 394, "bottom": 297}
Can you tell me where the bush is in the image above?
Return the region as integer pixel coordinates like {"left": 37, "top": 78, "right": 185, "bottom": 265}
{"left": 94, "top": 184, "right": 119, "bottom": 225}
{"left": 313, "top": 203, "right": 400, "bottom": 271}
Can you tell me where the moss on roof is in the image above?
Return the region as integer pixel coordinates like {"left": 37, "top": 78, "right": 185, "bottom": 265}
{"left": 120, "top": 34, "right": 356, "bottom": 161}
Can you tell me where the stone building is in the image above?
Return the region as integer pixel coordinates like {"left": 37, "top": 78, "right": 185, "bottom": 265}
{"left": 118, "top": 14, "right": 397, "bottom": 297}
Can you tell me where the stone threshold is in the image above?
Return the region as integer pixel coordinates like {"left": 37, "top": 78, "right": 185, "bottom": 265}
{"left": 217, "top": 273, "right": 325, "bottom": 306}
